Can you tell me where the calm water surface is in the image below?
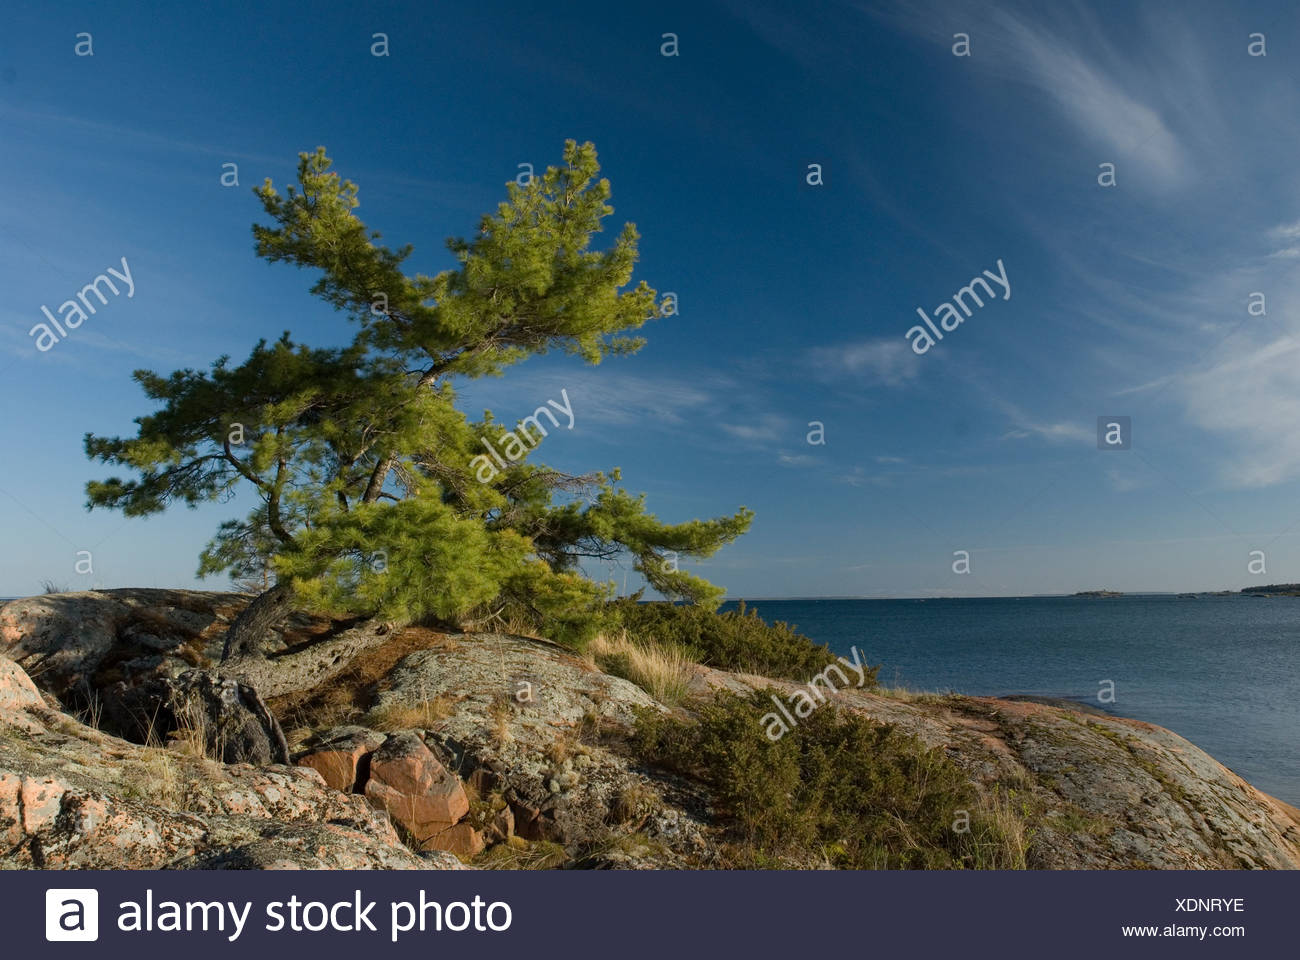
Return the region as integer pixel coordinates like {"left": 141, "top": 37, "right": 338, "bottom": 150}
{"left": 722, "top": 596, "right": 1300, "bottom": 805}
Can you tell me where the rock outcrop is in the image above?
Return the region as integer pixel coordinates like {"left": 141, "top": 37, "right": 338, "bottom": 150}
{"left": 361, "top": 632, "right": 704, "bottom": 858}
{"left": 1, "top": 655, "right": 45, "bottom": 712}
{"left": 688, "top": 667, "right": 1300, "bottom": 869}
{"left": 0, "top": 590, "right": 233, "bottom": 698}
{"left": 0, "top": 652, "right": 464, "bottom": 870}
{"left": 3, "top": 589, "right": 1299, "bottom": 871}
{"left": 0, "top": 588, "right": 392, "bottom": 709}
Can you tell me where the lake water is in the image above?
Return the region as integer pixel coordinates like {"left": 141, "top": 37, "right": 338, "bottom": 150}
{"left": 721, "top": 596, "right": 1300, "bottom": 806}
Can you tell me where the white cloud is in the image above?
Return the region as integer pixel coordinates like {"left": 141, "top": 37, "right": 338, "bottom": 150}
{"left": 995, "top": 11, "right": 1190, "bottom": 186}
{"left": 809, "top": 337, "right": 919, "bottom": 386}
{"left": 1105, "top": 465, "right": 1152, "bottom": 493}
{"left": 465, "top": 368, "right": 720, "bottom": 428}
{"left": 1017, "top": 421, "right": 1091, "bottom": 444}
{"left": 858, "top": 1, "right": 1197, "bottom": 188}
{"left": 777, "top": 453, "right": 816, "bottom": 467}
{"left": 1105, "top": 219, "right": 1300, "bottom": 489}
{"left": 719, "top": 414, "right": 789, "bottom": 444}
{"left": 986, "top": 394, "right": 1091, "bottom": 445}
{"left": 1178, "top": 336, "right": 1300, "bottom": 488}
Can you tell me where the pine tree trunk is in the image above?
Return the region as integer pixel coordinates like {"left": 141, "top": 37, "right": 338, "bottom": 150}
{"left": 221, "top": 582, "right": 293, "bottom": 663}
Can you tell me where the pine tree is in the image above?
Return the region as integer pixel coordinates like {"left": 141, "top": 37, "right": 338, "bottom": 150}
{"left": 86, "top": 142, "right": 752, "bottom": 665}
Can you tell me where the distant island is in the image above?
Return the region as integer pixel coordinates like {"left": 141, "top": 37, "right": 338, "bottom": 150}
{"left": 1241, "top": 584, "right": 1300, "bottom": 597}
{"left": 1070, "top": 587, "right": 1300, "bottom": 598}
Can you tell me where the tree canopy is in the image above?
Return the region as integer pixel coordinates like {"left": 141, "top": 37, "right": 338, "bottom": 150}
{"left": 85, "top": 141, "right": 753, "bottom": 650}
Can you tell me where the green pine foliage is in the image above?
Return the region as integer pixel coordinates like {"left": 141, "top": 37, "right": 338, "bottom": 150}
{"left": 85, "top": 142, "right": 753, "bottom": 646}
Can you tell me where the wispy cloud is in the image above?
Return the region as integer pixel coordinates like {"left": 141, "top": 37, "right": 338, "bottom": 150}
{"left": 858, "top": 0, "right": 1199, "bottom": 188}
{"left": 719, "top": 413, "right": 790, "bottom": 444}
{"left": 777, "top": 452, "right": 817, "bottom": 467}
{"left": 994, "top": 9, "right": 1190, "bottom": 185}
{"left": 808, "top": 337, "right": 919, "bottom": 386}
{"left": 980, "top": 392, "right": 1091, "bottom": 445}
{"left": 1102, "top": 218, "right": 1300, "bottom": 489}
{"left": 1002, "top": 421, "right": 1091, "bottom": 444}
{"left": 457, "top": 367, "right": 721, "bottom": 432}
{"left": 1178, "top": 335, "right": 1300, "bottom": 488}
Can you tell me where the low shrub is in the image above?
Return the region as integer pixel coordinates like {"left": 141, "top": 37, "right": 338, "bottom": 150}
{"left": 611, "top": 598, "right": 842, "bottom": 682}
{"left": 633, "top": 689, "right": 1026, "bottom": 869}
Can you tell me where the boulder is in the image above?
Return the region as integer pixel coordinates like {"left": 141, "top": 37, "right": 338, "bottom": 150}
{"left": 296, "top": 727, "right": 386, "bottom": 792}
{"left": 426, "top": 823, "right": 485, "bottom": 857}
{"left": 420, "top": 850, "right": 467, "bottom": 868}
{"left": 363, "top": 732, "right": 469, "bottom": 843}
{"left": 0, "top": 656, "right": 44, "bottom": 711}
{"left": 372, "top": 636, "right": 662, "bottom": 733}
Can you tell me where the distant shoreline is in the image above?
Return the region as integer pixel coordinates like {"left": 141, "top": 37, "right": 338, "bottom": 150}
{"left": 722, "top": 589, "right": 1300, "bottom": 602}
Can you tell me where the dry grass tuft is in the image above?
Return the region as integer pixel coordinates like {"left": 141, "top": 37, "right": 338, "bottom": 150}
{"left": 589, "top": 630, "right": 695, "bottom": 706}
{"left": 121, "top": 750, "right": 180, "bottom": 806}
{"left": 475, "top": 837, "right": 569, "bottom": 869}
{"left": 457, "top": 608, "right": 543, "bottom": 639}
{"left": 166, "top": 696, "right": 216, "bottom": 758}
{"left": 364, "top": 694, "right": 454, "bottom": 732}
{"left": 487, "top": 694, "right": 514, "bottom": 746}
{"left": 971, "top": 786, "right": 1031, "bottom": 869}
{"left": 76, "top": 693, "right": 105, "bottom": 731}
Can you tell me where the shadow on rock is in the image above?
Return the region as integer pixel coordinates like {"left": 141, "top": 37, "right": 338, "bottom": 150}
{"left": 103, "top": 669, "right": 290, "bottom": 765}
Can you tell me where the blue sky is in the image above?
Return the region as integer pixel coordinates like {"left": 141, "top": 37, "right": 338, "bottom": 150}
{"left": 4, "top": 0, "right": 1300, "bottom": 599}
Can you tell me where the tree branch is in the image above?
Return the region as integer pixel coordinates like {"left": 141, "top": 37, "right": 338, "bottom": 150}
{"left": 362, "top": 453, "right": 395, "bottom": 503}
{"left": 222, "top": 439, "right": 271, "bottom": 493}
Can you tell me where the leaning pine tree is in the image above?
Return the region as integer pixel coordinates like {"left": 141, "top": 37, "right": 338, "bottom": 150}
{"left": 85, "top": 142, "right": 753, "bottom": 686}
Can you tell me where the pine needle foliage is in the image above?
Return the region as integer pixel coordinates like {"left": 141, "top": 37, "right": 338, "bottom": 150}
{"left": 86, "top": 142, "right": 752, "bottom": 648}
